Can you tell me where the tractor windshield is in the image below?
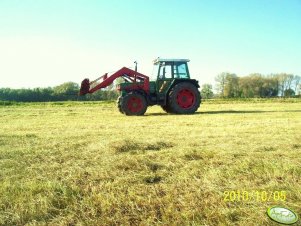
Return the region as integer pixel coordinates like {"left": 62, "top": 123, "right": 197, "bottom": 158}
{"left": 151, "top": 64, "right": 159, "bottom": 81}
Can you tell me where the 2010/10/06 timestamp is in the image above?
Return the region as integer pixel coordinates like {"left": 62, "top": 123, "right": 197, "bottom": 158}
{"left": 223, "top": 190, "right": 286, "bottom": 202}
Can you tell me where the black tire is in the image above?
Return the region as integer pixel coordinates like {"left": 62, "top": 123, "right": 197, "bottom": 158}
{"left": 120, "top": 92, "right": 147, "bottom": 116}
{"left": 116, "top": 96, "right": 124, "bottom": 114}
{"left": 167, "top": 82, "right": 201, "bottom": 114}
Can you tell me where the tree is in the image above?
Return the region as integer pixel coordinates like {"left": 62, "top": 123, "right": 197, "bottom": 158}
{"left": 274, "top": 73, "right": 294, "bottom": 97}
{"left": 293, "top": 75, "right": 301, "bottom": 95}
{"left": 224, "top": 73, "right": 239, "bottom": 98}
{"left": 201, "top": 84, "right": 214, "bottom": 99}
{"left": 239, "top": 74, "right": 278, "bottom": 98}
{"left": 261, "top": 75, "right": 278, "bottom": 97}
{"left": 53, "top": 82, "right": 79, "bottom": 95}
{"left": 285, "top": 74, "right": 295, "bottom": 91}
{"left": 284, "top": 88, "right": 295, "bottom": 97}
{"left": 215, "top": 72, "right": 227, "bottom": 97}
{"left": 239, "top": 76, "right": 253, "bottom": 97}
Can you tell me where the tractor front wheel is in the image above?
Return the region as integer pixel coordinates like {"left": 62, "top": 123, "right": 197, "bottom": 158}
{"left": 120, "top": 93, "right": 147, "bottom": 116}
{"left": 116, "top": 96, "right": 124, "bottom": 114}
{"left": 167, "top": 82, "right": 201, "bottom": 114}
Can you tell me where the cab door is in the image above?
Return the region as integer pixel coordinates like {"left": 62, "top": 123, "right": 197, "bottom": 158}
{"left": 156, "top": 63, "right": 173, "bottom": 96}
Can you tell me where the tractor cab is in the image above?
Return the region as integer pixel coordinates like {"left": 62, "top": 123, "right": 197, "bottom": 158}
{"left": 152, "top": 58, "right": 190, "bottom": 80}
{"left": 150, "top": 58, "right": 191, "bottom": 99}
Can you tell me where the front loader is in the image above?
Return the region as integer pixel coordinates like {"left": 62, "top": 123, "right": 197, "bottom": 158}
{"left": 79, "top": 58, "right": 201, "bottom": 115}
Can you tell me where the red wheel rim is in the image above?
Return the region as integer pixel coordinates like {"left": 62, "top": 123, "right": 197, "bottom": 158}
{"left": 127, "top": 96, "right": 143, "bottom": 113}
{"left": 176, "top": 89, "right": 195, "bottom": 109}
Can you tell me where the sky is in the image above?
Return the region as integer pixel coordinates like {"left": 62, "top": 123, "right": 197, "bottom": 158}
{"left": 0, "top": 0, "right": 301, "bottom": 88}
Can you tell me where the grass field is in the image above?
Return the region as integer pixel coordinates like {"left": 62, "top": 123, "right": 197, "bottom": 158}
{"left": 0, "top": 99, "right": 301, "bottom": 225}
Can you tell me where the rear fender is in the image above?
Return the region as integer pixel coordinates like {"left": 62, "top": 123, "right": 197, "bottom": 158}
{"left": 169, "top": 79, "right": 200, "bottom": 89}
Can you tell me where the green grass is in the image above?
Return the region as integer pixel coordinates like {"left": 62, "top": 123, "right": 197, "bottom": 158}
{"left": 0, "top": 99, "right": 301, "bottom": 225}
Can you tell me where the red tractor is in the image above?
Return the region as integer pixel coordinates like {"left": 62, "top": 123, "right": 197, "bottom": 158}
{"left": 79, "top": 58, "right": 201, "bottom": 115}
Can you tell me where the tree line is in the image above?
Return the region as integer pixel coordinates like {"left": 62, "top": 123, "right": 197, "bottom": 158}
{"left": 1, "top": 73, "right": 300, "bottom": 102}
{"left": 201, "top": 73, "right": 301, "bottom": 99}
{"left": 0, "top": 82, "right": 119, "bottom": 102}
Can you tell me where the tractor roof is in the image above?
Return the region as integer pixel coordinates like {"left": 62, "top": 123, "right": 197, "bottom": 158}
{"left": 153, "top": 58, "right": 190, "bottom": 64}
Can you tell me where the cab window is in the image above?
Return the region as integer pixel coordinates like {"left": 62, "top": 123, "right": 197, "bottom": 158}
{"left": 174, "top": 63, "right": 189, "bottom": 78}
{"left": 158, "top": 64, "right": 172, "bottom": 79}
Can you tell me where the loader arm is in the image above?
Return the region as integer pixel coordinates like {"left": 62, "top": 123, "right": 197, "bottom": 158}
{"left": 79, "top": 67, "right": 150, "bottom": 95}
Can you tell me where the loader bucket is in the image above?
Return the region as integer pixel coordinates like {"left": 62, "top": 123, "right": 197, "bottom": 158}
{"left": 79, "top": 78, "right": 90, "bottom": 95}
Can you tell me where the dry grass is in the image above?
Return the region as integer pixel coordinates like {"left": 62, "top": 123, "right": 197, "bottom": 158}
{"left": 0, "top": 99, "right": 300, "bottom": 225}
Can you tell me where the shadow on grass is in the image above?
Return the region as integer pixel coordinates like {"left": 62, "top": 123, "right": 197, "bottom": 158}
{"left": 145, "top": 109, "right": 301, "bottom": 116}
{"left": 197, "top": 110, "right": 268, "bottom": 114}
{"left": 145, "top": 112, "right": 170, "bottom": 116}
{"left": 198, "top": 110, "right": 301, "bottom": 114}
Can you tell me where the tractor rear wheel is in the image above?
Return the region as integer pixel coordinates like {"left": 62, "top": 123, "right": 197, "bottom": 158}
{"left": 120, "top": 92, "right": 147, "bottom": 116}
{"left": 117, "top": 96, "right": 124, "bottom": 114}
{"left": 167, "top": 82, "right": 201, "bottom": 114}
